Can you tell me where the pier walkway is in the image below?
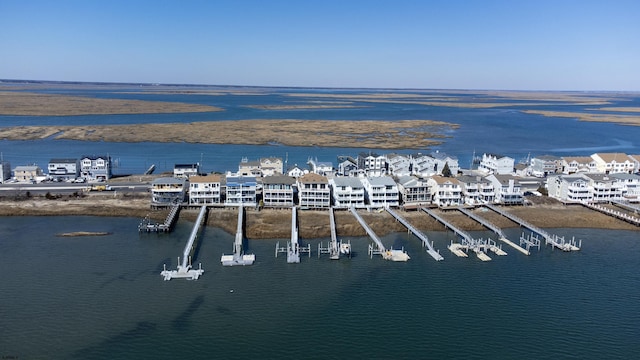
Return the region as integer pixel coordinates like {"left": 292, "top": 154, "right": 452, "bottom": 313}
{"left": 485, "top": 204, "right": 581, "bottom": 251}
{"left": 276, "top": 207, "right": 311, "bottom": 263}
{"left": 457, "top": 207, "right": 529, "bottom": 255}
{"left": 422, "top": 207, "right": 498, "bottom": 261}
{"left": 421, "top": 207, "right": 472, "bottom": 242}
{"left": 385, "top": 207, "right": 443, "bottom": 261}
{"left": 582, "top": 202, "right": 640, "bottom": 226}
{"left": 349, "top": 207, "right": 409, "bottom": 261}
{"left": 160, "top": 205, "right": 206, "bottom": 280}
{"left": 221, "top": 206, "right": 255, "bottom": 266}
{"left": 319, "top": 208, "right": 349, "bottom": 259}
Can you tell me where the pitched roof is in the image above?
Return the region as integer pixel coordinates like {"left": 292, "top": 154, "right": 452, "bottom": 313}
{"left": 593, "top": 153, "right": 633, "bottom": 163}
{"left": 190, "top": 174, "right": 222, "bottom": 183}
{"left": 298, "top": 173, "right": 328, "bottom": 183}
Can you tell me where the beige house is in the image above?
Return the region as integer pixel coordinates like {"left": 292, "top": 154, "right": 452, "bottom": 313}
{"left": 188, "top": 174, "right": 222, "bottom": 205}
{"left": 14, "top": 165, "right": 44, "bottom": 183}
{"left": 297, "top": 173, "right": 330, "bottom": 209}
{"left": 591, "top": 153, "right": 636, "bottom": 174}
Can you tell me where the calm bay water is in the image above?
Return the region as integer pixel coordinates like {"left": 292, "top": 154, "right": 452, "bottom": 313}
{"left": 0, "top": 86, "right": 639, "bottom": 358}
{"left": 0, "top": 216, "right": 638, "bottom": 359}
{"left": 0, "top": 86, "right": 639, "bottom": 174}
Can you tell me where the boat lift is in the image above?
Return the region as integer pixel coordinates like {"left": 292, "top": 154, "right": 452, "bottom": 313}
{"left": 276, "top": 206, "right": 311, "bottom": 263}
{"left": 385, "top": 207, "right": 443, "bottom": 261}
{"left": 422, "top": 207, "right": 495, "bottom": 261}
{"left": 318, "top": 207, "right": 351, "bottom": 259}
{"left": 221, "top": 205, "right": 255, "bottom": 266}
{"left": 485, "top": 204, "right": 581, "bottom": 251}
{"left": 349, "top": 207, "right": 409, "bottom": 261}
{"left": 160, "top": 205, "right": 207, "bottom": 280}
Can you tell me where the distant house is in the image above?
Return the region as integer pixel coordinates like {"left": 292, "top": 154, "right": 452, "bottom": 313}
{"left": 225, "top": 175, "right": 257, "bottom": 207}
{"left": 431, "top": 152, "right": 459, "bottom": 176}
{"left": 337, "top": 156, "right": 358, "bottom": 177}
{"left": 80, "top": 155, "right": 112, "bottom": 181}
{"left": 262, "top": 174, "right": 296, "bottom": 208}
{"left": 561, "top": 156, "right": 596, "bottom": 174}
{"left": 478, "top": 153, "right": 514, "bottom": 175}
{"left": 14, "top": 165, "right": 44, "bottom": 183}
{"left": 287, "top": 165, "right": 308, "bottom": 178}
{"left": 0, "top": 161, "right": 11, "bottom": 184}
{"left": 412, "top": 153, "right": 437, "bottom": 177}
{"left": 530, "top": 155, "right": 561, "bottom": 177}
{"left": 238, "top": 158, "right": 262, "bottom": 177}
{"left": 591, "top": 153, "right": 636, "bottom": 174}
{"left": 151, "top": 177, "right": 188, "bottom": 207}
{"left": 361, "top": 176, "right": 399, "bottom": 208}
{"left": 307, "top": 157, "right": 333, "bottom": 176}
{"left": 260, "top": 157, "right": 284, "bottom": 176}
{"left": 357, "top": 152, "right": 387, "bottom": 177}
{"left": 330, "top": 176, "right": 365, "bottom": 209}
{"left": 386, "top": 153, "right": 412, "bottom": 177}
{"left": 486, "top": 174, "right": 524, "bottom": 205}
{"left": 396, "top": 175, "right": 431, "bottom": 207}
{"left": 48, "top": 158, "right": 79, "bottom": 181}
{"left": 237, "top": 157, "right": 284, "bottom": 177}
{"left": 297, "top": 173, "right": 330, "bottom": 209}
{"left": 174, "top": 163, "right": 200, "bottom": 178}
{"left": 188, "top": 174, "right": 222, "bottom": 205}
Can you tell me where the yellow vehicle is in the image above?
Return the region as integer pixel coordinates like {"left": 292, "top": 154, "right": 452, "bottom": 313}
{"left": 90, "top": 184, "right": 112, "bottom": 191}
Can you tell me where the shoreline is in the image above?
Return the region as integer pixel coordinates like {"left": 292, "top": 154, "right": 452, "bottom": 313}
{"left": 1, "top": 194, "right": 636, "bottom": 239}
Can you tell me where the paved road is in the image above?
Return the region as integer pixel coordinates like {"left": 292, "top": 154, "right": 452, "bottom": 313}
{"left": 0, "top": 182, "right": 150, "bottom": 196}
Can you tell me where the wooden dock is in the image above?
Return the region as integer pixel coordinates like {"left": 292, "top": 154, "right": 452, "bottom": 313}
{"left": 582, "top": 202, "right": 640, "bottom": 226}
{"left": 385, "top": 207, "right": 443, "bottom": 261}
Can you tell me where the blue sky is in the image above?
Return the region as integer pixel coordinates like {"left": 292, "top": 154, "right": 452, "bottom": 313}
{"left": 1, "top": 0, "right": 638, "bottom": 90}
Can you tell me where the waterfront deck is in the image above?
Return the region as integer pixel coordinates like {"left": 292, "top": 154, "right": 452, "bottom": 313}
{"left": 139, "top": 202, "right": 180, "bottom": 232}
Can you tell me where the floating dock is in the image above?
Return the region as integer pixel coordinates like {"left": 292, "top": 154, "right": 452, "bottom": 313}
{"left": 349, "top": 207, "right": 409, "bottom": 261}
{"left": 160, "top": 205, "right": 207, "bottom": 280}
{"left": 385, "top": 207, "right": 443, "bottom": 261}
{"left": 457, "top": 207, "right": 528, "bottom": 255}
{"left": 484, "top": 204, "right": 581, "bottom": 252}
{"left": 221, "top": 206, "right": 255, "bottom": 266}
{"left": 422, "top": 208, "right": 496, "bottom": 261}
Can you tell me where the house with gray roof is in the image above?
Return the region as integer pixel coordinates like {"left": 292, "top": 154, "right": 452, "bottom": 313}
{"left": 361, "top": 176, "right": 399, "bottom": 208}
{"left": 329, "top": 176, "right": 365, "bottom": 208}
{"left": 262, "top": 174, "right": 296, "bottom": 208}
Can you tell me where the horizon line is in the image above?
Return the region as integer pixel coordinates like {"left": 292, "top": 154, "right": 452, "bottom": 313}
{"left": 1, "top": 78, "right": 638, "bottom": 94}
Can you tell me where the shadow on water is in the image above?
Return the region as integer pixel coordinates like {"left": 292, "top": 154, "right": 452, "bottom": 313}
{"left": 171, "top": 295, "right": 205, "bottom": 331}
{"left": 70, "top": 321, "right": 157, "bottom": 360}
